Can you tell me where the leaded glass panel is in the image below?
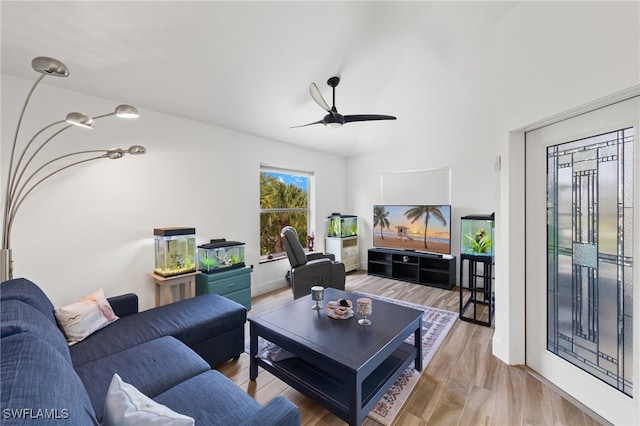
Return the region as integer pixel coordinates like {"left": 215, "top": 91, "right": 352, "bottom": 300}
{"left": 546, "top": 128, "right": 633, "bottom": 396}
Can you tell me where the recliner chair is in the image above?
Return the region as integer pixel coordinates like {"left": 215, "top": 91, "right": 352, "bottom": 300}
{"left": 280, "top": 226, "right": 346, "bottom": 299}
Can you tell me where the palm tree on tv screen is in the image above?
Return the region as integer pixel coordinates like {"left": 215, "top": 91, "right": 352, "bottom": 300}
{"left": 373, "top": 206, "right": 390, "bottom": 239}
{"left": 404, "top": 206, "right": 447, "bottom": 249}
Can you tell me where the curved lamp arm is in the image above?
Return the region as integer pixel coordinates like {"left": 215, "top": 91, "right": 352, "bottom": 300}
{"left": 4, "top": 146, "right": 146, "bottom": 250}
{"left": 5, "top": 74, "right": 47, "bottom": 182}
{"left": 6, "top": 104, "right": 136, "bottom": 206}
{"left": 2, "top": 75, "right": 47, "bottom": 244}
{"left": 2, "top": 58, "right": 69, "bottom": 241}
{"left": 1, "top": 57, "right": 142, "bottom": 282}
{"left": 4, "top": 113, "right": 94, "bottom": 225}
{"left": 8, "top": 122, "right": 75, "bottom": 204}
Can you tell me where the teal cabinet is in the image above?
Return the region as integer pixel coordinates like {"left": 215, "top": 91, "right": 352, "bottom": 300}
{"left": 196, "top": 267, "right": 251, "bottom": 310}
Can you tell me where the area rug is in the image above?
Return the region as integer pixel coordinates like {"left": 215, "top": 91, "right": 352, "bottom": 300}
{"left": 248, "top": 292, "right": 458, "bottom": 425}
{"left": 352, "top": 291, "right": 458, "bottom": 425}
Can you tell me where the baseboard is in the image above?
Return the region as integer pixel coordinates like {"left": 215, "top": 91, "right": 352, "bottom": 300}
{"left": 252, "top": 278, "right": 288, "bottom": 298}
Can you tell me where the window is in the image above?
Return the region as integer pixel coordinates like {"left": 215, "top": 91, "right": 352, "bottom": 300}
{"left": 259, "top": 166, "right": 312, "bottom": 261}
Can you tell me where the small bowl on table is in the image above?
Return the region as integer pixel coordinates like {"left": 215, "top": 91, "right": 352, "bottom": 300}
{"left": 326, "top": 299, "right": 354, "bottom": 319}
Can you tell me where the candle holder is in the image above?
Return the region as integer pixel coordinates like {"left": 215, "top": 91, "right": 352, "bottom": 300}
{"left": 311, "top": 286, "right": 324, "bottom": 310}
{"left": 357, "top": 297, "right": 372, "bottom": 326}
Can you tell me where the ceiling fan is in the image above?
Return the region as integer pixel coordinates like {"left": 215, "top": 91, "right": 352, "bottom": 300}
{"left": 292, "top": 76, "right": 396, "bottom": 129}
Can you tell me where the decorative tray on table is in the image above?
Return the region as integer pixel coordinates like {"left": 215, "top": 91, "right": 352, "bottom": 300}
{"left": 326, "top": 299, "right": 354, "bottom": 320}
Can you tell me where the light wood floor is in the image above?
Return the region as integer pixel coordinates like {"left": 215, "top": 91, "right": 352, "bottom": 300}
{"left": 216, "top": 271, "right": 607, "bottom": 426}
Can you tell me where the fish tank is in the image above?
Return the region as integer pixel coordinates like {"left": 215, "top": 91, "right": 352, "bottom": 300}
{"left": 327, "top": 214, "right": 358, "bottom": 238}
{"left": 154, "top": 227, "right": 196, "bottom": 277}
{"left": 198, "top": 239, "right": 246, "bottom": 273}
{"left": 460, "top": 214, "right": 494, "bottom": 257}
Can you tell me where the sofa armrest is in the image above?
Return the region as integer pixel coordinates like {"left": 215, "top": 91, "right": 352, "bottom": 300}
{"left": 107, "top": 293, "right": 138, "bottom": 317}
{"left": 239, "top": 396, "right": 300, "bottom": 426}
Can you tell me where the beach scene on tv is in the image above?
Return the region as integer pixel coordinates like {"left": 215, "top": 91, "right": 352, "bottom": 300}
{"left": 373, "top": 205, "right": 451, "bottom": 254}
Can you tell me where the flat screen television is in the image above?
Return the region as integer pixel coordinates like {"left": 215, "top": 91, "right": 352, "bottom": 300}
{"left": 373, "top": 204, "right": 451, "bottom": 254}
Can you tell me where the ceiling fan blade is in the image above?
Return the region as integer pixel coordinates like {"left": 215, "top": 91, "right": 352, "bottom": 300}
{"left": 290, "top": 119, "right": 323, "bottom": 129}
{"left": 309, "top": 83, "right": 331, "bottom": 112}
{"left": 344, "top": 114, "right": 397, "bottom": 123}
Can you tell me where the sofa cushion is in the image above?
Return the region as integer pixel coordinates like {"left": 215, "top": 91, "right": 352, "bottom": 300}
{"left": 153, "top": 370, "right": 264, "bottom": 425}
{"left": 0, "top": 333, "right": 98, "bottom": 425}
{"left": 0, "top": 277, "right": 57, "bottom": 325}
{"left": 74, "top": 336, "right": 210, "bottom": 422}
{"left": 54, "top": 288, "right": 118, "bottom": 345}
{"left": 103, "top": 374, "right": 194, "bottom": 426}
{"left": 0, "top": 299, "right": 71, "bottom": 362}
{"left": 70, "top": 293, "right": 246, "bottom": 367}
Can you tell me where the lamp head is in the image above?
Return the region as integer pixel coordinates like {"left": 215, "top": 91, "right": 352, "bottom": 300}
{"left": 105, "top": 148, "right": 125, "bottom": 159}
{"left": 126, "top": 145, "right": 147, "bottom": 155}
{"left": 66, "top": 112, "right": 94, "bottom": 129}
{"left": 31, "top": 57, "right": 69, "bottom": 77}
{"left": 115, "top": 104, "right": 139, "bottom": 118}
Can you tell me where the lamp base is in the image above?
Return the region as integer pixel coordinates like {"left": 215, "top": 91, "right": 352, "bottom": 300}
{"left": 1, "top": 248, "right": 13, "bottom": 282}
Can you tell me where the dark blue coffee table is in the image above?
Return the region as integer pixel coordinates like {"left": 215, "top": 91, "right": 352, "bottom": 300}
{"left": 249, "top": 288, "right": 423, "bottom": 426}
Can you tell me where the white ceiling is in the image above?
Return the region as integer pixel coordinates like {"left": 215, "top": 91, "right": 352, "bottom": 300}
{"left": 1, "top": 1, "right": 519, "bottom": 157}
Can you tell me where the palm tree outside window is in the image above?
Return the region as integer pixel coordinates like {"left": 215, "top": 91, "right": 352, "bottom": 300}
{"left": 259, "top": 167, "right": 312, "bottom": 261}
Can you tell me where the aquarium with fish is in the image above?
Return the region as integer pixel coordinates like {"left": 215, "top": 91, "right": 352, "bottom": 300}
{"left": 197, "top": 239, "right": 246, "bottom": 273}
{"left": 154, "top": 227, "right": 196, "bottom": 277}
{"left": 460, "top": 214, "right": 494, "bottom": 257}
{"left": 327, "top": 214, "right": 358, "bottom": 237}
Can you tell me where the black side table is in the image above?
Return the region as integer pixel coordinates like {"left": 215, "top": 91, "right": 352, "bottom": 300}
{"left": 459, "top": 254, "right": 494, "bottom": 326}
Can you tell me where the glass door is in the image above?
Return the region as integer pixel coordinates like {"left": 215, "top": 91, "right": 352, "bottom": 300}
{"left": 525, "top": 96, "right": 639, "bottom": 425}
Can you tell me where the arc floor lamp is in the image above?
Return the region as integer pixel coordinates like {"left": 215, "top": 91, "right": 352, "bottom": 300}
{"left": 1, "top": 56, "right": 147, "bottom": 282}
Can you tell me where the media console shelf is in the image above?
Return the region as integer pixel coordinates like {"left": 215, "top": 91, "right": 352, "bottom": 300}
{"left": 367, "top": 248, "right": 456, "bottom": 290}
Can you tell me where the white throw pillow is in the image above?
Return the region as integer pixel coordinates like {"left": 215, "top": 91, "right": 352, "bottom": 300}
{"left": 103, "top": 374, "right": 195, "bottom": 426}
{"left": 54, "top": 288, "right": 118, "bottom": 345}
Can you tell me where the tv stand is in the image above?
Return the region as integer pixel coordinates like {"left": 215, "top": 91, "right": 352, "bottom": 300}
{"left": 367, "top": 248, "right": 456, "bottom": 290}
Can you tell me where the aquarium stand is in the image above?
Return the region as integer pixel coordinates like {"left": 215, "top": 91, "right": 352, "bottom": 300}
{"left": 148, "top": 271, "right": 200, "bottom": 307}
{"left": 367, "top": 248, "right": 456, "bottom": 290}
{"left": 325, "top": 236, "right": 359, "bottom": 272}
{"left": 196, "top": 266, "right": 251, "bottom": 310}
{"left": 459, "top": 254, "right": 494, "bottom": 326}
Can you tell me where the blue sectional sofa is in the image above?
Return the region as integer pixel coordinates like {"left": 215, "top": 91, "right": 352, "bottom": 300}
{"left": 0, "top": 278, "right": 300, "bottom": 425}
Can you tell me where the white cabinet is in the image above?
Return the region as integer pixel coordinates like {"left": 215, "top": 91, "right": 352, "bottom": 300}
{"left": 325, "top": 236, "right": 359, "bottom": 272}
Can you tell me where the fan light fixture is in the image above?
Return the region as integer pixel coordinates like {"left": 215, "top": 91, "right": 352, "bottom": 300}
{"left": 291, "top": 76, "right": 396, "bottom": 129}
{"left": 1, "top": 57, "right": 146, "bottom": 282}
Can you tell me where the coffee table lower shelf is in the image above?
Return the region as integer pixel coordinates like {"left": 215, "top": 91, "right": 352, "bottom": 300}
{"left": 255, "top": 342, "right": 417, "bottom": 425}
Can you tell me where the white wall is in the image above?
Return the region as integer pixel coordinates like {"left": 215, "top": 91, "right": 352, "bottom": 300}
{"left": 347, "top": 139, "right": 498, "bottom": 273}
{"left": 1, "top": 74, "right": 347, "bottom": 310}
